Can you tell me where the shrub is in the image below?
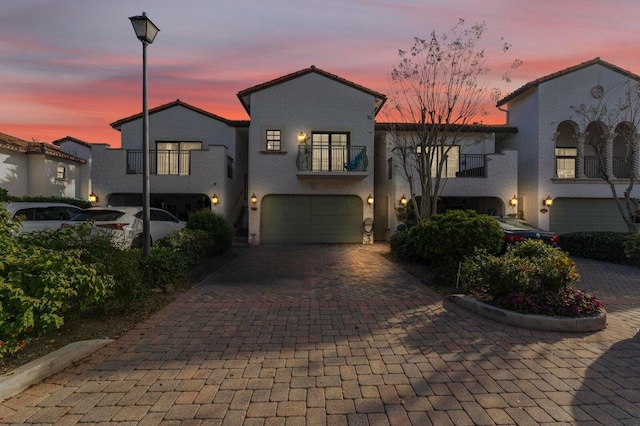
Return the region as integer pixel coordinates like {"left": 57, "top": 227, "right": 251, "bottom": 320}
{"left": 186, "top": 210, "right": 233, "bottom": 255}
{"left": 560, "top": 232, "right": 630, "bottom": 265}
{"left": 156, "top": 228, "right": 210, "bottom": 265}
{"left": 462, "top": 240, "right": 580, "bottom": 298}
{"left": 623, "top": 233, "right": 640, "bottom": 265}
{"left": 389, "top": 229, "right": 420, "bottom": 262}
{"left": 142, "top": 245, "right": 191, "bottom": 291}
{"left": 408, "top": 210, "right": 503, "bottom": 283}
{"left": 0, "top": 207, "right": 115, "bottom": 357}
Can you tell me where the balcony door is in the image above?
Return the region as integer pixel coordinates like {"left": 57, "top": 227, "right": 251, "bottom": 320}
{"left": 156, "top": 141, "right": 202, "bottom": 175}
{"left": 311, "top": 132, "right": 349, "bottom": 171}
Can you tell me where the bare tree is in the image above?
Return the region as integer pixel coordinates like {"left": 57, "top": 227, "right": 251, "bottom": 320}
{"left": 385, "top": 19, "right": 520, "bottom": 221}
{"left": 571, "top": 80, "right": 640, "bottom": 233}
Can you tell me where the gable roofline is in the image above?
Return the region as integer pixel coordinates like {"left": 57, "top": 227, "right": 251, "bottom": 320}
{"left": 0, "top": 131, "right": 86, "bottom": 163}
{"left": 110, "top": 99, "right": 237, "bottom": 130}
{"left": 375, "top": 122, "right": 518, "bottom": 134}
{"left": 237, "top": 65, "right": 387, "bottom": 116}
{"left": 496, "top": 57, "right": 640, "bottom": 107}
{"left": 51, "top": 135, "right": 92, "bottom": 148}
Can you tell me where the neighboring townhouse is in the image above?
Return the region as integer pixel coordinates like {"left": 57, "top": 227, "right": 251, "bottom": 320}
{"left": 237, "top": 65, "right": 386, "bottom": 245}
{"left": 0, "top": 131, "right": 89, "bottom": 200}
{"left": 374, "top": 123, "right": 519, "bottom": 239}
{"left": 497, "top": 58, "right": 640, "bottom": 233}
{"left": 91, "top": 100, "right": 249, "bottom": 223}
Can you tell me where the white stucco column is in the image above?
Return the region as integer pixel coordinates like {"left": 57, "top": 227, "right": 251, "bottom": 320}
{"left": 605, "top": 132, "right": 615, "bottom": 178}
{"left": 575, "top": 132, "right": 586, "bottom": 178}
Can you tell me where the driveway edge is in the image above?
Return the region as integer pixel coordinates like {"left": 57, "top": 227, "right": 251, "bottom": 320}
{"left": 0, "top": 339, "right": 113, "bottom": 402}
{"left": 445, "top": 294, "right": 606, "bottom": 332}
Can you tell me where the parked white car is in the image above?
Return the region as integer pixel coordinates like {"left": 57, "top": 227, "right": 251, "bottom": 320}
{"left": 2, "top": 202, "right": 83, "bottom": 233}
{"left": 63, "top": 206, "right": 186, "bottom": 249}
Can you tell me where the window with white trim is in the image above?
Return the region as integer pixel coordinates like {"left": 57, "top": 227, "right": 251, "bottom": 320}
{"left": 266, "top": 130, "right": 281, "bottom": 151}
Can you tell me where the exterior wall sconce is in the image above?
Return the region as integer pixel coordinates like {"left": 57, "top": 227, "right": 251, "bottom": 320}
{"left": 509, "top": 195, "right": 518, "bottom": 207}
{"left": 543, "top": 196, "right": 553, "bottom": 207}
{"left": 211, "top": 194, "right": 219, "bottom": 205}
{"left": 298, "top": 132, "right": 307, "bottom": 143}
{"left": 251, "top": 193, "right": 258, "bottom": 210}
{"left": 400, "top": 194, "right": 407, "bottom": 205}
{"left": 367, "top": 194, "right": 374, "bottom": 205}
{"left": 89, "top": 192, "right": 98, "bottom": 203}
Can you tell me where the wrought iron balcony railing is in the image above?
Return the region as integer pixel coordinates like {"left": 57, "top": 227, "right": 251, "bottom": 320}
{"left": 297, "top": 145, "right": 368, "bottom": 172}
{"left": 127, "top": 150, "right": 193, "bottom": 175}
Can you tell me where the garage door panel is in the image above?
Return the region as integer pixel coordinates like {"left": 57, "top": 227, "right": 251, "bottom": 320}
{"left": 550, "top": 198, "right": 634, "bottom": 233}
{"left": 262, "top": 195, "right": 363, "bottom": 244}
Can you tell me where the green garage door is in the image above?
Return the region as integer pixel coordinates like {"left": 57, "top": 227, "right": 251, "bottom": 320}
{"left": 550, "top": 198, "right": 635, "bottom": 233}
{"left": 261, "top": 195, "right": 363, "bottom": 244}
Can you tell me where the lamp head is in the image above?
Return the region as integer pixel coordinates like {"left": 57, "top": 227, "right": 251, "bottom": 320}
{"left": 129, "top": 12, "right": 160, "bottom": 44}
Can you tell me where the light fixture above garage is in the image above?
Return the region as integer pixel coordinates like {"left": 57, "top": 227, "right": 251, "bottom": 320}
{"left": 543, "top": 195, "right": 553, "bottom": 207}
{"left": 89, "top": 192, "right": 98, "bottom": 203}
{"left": 510, "top": 195, "right": 518, "bottom": 207}
{"left": 367, "top": 194, "right": 374, "bottom": 205}
{"left": 251, "top": 193, "right": 258, "bottom": 204}
{"left": 211, "top": 194, "right": 219, "bottom": 205}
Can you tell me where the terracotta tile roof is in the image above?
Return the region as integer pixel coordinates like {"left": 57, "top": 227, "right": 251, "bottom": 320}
{"left": 0, "top": 131, "right": 86, "bottom": 163}
{"left": 375, "top": 122, "right": 518, "bottom": 134}
{"left": 237, "top": 65, "right": 387, "bottom": 116}
{"left": 497, "top": 57, "right": 640, "bottom": 107}
{"left": 51, "top": 135, "right": 92, "bottom": 148}
{"left": 110, "top": 99, "right": 240, "bottom": 130}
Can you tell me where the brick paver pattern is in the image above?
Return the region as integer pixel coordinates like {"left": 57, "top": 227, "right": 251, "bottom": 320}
{"left": 1, "top": 244, "right": 639, "bottom": 425}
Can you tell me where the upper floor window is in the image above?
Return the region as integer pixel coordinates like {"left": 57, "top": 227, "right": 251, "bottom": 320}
{"left": 156, "top": 141, "right": 201, "bottom": 175}
{"left": 266, "top": 130, "right": 281, "bottom": 151}
{"left": 56, "top": 165, "right": 66, "bottom": 180}
{"left": 556, "top": 147, "right": 577, "bottom": 178}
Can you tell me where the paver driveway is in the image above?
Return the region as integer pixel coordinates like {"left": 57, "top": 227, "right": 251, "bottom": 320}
{"left": 1, "top": 244, "right": 640, "bottom": 425}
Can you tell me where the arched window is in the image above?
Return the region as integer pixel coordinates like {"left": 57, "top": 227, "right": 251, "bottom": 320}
{"left": 555, "top": 121, "right": 578, "bottom": 178}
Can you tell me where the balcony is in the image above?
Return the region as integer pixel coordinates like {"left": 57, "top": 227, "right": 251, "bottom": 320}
{"left": 296, "top": 145, "right": 368, "bottom": 177}
{"left": 455, "top": 154, "right": 486, "bottom": 177}
{"left": 127, "top": 150, "right": 193, "bottom": 175}
{"left": 584, "top": 156, "right": 631, "bottom": 178}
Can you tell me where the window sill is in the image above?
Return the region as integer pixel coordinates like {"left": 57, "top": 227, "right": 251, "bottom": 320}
{"left": 260, "top": 151, "right": 287, "bottom": 155}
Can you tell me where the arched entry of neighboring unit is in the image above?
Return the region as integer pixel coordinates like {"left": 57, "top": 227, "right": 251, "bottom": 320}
{"left": 549, "top": 198, "right": 636, "bottom": 233}
{"left": 260, "top": 194, "right": 363, "bottom": 244}
{"left": 106, "top": 193, "right": 211, "bottom": 221}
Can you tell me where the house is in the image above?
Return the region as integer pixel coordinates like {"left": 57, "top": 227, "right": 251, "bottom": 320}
{"left": 91, "top": 99, "right": 248, "bottom": 223}
{"left": 92, "top": 59, "right": 639, "bottom": 245}
{"left": 0, "top": 132, "right": 90, "bottom": 200}
{"left": 237, "top": 65, "right": 386, "bottom": 245}
{"left": 497, "top": 58, "right": 640, "bottom": 233}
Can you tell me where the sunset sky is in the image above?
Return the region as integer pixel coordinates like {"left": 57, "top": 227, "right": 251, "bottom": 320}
{"left": 2, "top": 0, "right": 640, "bottom": 147}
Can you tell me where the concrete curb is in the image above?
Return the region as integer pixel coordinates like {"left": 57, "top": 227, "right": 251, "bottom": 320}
{"left": 0, "top": 339, "right": 113, "bottom": 402}
{"left": 445, "top": 294, "right": 606, "bottom": 332}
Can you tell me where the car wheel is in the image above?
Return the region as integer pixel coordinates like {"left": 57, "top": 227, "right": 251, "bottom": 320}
{"left": 131, "top": 235, "right": 152, "bottom": 249}
{"left": 131, "top": 235, "right": 143, "bottom": 249}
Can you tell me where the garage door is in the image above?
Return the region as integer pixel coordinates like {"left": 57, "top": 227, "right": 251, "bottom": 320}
{"left": 550, "top": 198, "right": 635, "bottom": 233}
{"left": 261, "top": 195, "right": 363, "bottom": 244}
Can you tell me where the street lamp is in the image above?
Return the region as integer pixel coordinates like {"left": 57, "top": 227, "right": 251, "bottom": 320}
{"left": 129, "top": 12, "right": 159, "bottom": 257}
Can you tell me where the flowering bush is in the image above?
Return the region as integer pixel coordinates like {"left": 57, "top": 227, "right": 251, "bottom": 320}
{"left": 496, "top": 289, "right": 604, "bottom": 317}
{"left": 461, "top": 240, "right": 604, "bottom": 317}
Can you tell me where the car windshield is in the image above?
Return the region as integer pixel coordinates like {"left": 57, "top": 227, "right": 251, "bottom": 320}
{"left": 70, "top": 210, "right": 125, "bottom": 222}
{"left": 496, "top": 218, "right": 538, "bottom": 231}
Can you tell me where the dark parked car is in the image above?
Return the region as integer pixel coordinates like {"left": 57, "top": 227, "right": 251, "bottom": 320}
{"left": 494, "top": 217, "right": 560, "bottom": 250}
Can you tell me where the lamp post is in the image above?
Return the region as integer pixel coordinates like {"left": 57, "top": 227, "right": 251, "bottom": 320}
{"left": 129, "top": 12, "right": 159, "bottom": 257}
